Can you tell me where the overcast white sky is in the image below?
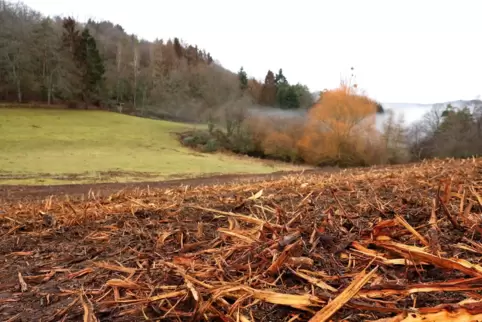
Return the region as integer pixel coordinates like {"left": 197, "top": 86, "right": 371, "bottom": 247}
{"left": 20, "top": 0, "right": 482, "bottom": 104}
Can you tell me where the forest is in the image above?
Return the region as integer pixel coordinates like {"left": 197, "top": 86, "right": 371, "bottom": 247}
{"left": 0, "top": 1, "right": 313, "bottom": 121}
{"left": 1, "top": 0, "right": 481, "bottom": 168}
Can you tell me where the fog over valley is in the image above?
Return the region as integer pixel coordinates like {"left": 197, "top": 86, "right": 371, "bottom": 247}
{"left": 248, "top": 98, "right": 482, "bottom": 132}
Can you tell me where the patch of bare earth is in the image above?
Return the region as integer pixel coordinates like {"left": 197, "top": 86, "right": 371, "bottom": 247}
{"left": 0, "top": 168, "right": 338, "bottom": 201}
{"left": 1, "top": 158, "right": 482, "bottom": 321}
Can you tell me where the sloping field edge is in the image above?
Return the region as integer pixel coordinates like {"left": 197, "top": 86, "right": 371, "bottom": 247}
{"left": 0, "top": 167, "right": 340, "bottom": 201}
{"left": 0, "top": 161, "right": 436, "bottom": 201}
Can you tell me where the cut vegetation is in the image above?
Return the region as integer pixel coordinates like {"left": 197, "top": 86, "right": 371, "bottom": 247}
{"left": 0, "top": 108, "right": 305, "bottom": 185}
{"left": 1, "top": 158, "right": 481, "bottom": 321}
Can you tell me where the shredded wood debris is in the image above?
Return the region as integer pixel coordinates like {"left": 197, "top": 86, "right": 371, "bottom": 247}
{"left": 0, "top": 158, "right": 482, "bottom": 321}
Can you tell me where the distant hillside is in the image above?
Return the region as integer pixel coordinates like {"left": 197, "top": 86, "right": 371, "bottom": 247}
{"left": 0, "top": 1, "right": 239, "bottom": 122}
{"left": 371, "top": 99, "right": 482, "bottom": 132}
{"left": 308, "top": 91, "right": 482, "bottom": 128}
{"left": 434, "top": 99, "right": 482, "bottom": 109}
{"left": 0, "top": 1, "right": 313, "bottom": 122}
{"left": 379, "top": 99, "right": 482, "bottom": 123}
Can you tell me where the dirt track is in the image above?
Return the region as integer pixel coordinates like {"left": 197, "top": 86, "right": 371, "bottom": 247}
{"left": 0, "top": 168, "right": 339, "bottom": 201}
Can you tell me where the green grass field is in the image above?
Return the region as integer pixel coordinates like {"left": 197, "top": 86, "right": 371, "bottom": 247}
{"left": 0, "top": 107, "right": 302, "bottom": 185}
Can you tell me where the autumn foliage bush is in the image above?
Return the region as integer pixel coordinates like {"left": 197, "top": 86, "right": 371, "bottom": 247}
{"left": 298, "top": 84, "right": 381, "bottom": 165}
{"left": 236, "top": 83, "right": 388, "bottom": 166}
{"left": 180, "top": 81, "right": 405, "bottom": 167}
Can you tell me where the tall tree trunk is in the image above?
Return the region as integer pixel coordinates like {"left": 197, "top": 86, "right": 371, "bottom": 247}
{"left": 7, "top": 54, "right": 22, "bottom": 103}
{"left": 16, "top": 78, "right": 22, "bottom": 103}
{"left": 12, "top": 67, "right": 22, "bottom": 103}
{"left": 141, "top": 86, "right": 147, "bottom": 116}
{"left": 116, "top": 42, "right": 122, "bottom": 103}
{"left": 47, "top": 69, "right": 54, "bottom": 105}
{"left": 133, "top": 45, "right": 139, "bottom": 109}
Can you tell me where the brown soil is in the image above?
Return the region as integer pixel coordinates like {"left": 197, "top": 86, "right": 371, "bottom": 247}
{"left": 1, "top": 159, "right": 481, "bottom": 321}
{"left": 0, "top": 167, "right": 338, "bottom": 201}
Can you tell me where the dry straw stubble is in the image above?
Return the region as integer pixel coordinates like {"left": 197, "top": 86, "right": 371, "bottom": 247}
{"left": 0, "top": 157, "right": 481, "bottom": 321}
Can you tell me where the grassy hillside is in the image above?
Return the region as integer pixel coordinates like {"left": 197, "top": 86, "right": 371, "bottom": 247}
{"left": 0, "top": 108, "right": 303, "bottom": 185}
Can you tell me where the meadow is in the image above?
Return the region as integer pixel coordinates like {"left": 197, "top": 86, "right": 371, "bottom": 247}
{"left": 0, "top": 107, "right": 303, "bottom": 185}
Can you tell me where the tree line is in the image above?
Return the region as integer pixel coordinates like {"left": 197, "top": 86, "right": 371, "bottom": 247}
{"left": 183, "top": 74, "right": 482, "bottom": 167}
{"left": 409, "top": 102, "right": 482, "bottom": 160}
{"left": 238, "top": 67, "right": 314, "bottom": 110}
{"left": 0, "top": 1, "right": 313, "bottom": 122}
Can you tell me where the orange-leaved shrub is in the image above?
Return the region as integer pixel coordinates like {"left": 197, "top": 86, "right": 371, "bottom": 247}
{"left": 262, "top": 131, "right": 299, "bottom": 162}
{"left": 297, "top": 83, "right": 383, "bottom": 166}
{"left": 234, "top": 83, "right": 388, "bottom": 166}
{"left": 197, "top": 79, "right": 399, "bottom": 167}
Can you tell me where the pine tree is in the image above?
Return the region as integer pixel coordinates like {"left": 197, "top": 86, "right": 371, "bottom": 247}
{"left": 283, "top": 86, "right": 300, "bottom": 109}
{"left": 237, "top": 67, "right": 248, "bottom": 91}
{"left": 206, "top": 53, "right": 213, "bottom": 64}
{"left": 260, "top": 70, "right": 276, "bottom": 106}
{"left": 61, "top": 17, "right": 84, "bottom": 102}
{"left": 186, "top": 45, "right": 198, "bottom": 66}
{"left": 173, "top": 37, "right": 184, "bottom": 58}
{"left": 275, "top": 68, "right": 287, "bottom": 86}
{"left": 77, "top": 28, "right": 105, "bottom": 104}
{"left": 61, "top": 17, "right": 80, "bottom": 55}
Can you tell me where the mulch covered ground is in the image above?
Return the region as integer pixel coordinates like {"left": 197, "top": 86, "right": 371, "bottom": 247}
{"left": 1, "top": 158, "right": 482, "bottom": 321}
{"left": 0, "top": 168, "right": 336, "bottom": 201}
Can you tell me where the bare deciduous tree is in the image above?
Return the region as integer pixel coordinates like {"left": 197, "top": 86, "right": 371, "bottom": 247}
{"left": 381, "top": 110, "right": 410, "bottom": 163}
